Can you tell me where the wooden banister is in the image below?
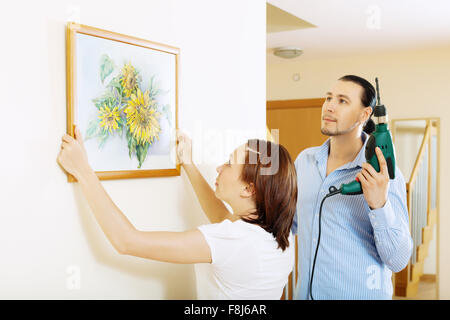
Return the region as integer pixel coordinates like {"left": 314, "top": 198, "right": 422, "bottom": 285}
{"left": 392, "top": 118, "right": 440, "bottom": 298}
{"left": 409, "top": 122, "right": 431, "bottom": 188}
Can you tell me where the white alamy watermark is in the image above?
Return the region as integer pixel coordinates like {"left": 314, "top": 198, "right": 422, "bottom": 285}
{"left": 66, "top": 265, "right": 81, "bottom": 290}
{"left": 66, "top": 5, "right": 81, "bottom": 23}
{"left": 366, "top": 5, "right": 381, "bottom": 30}
{"left": 366, "top": 264, "right": 392, "bottom": 295}
{"left": 180, "top": 121, "right": 281, "bottom": 175}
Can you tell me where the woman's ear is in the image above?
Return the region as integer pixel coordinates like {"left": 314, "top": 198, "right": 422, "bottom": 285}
{"left": 240, "top": 182, "right": 256, "bottom": 198}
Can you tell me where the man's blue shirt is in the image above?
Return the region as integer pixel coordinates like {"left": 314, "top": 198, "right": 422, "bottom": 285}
{"left": 292, "top": 133, "right": 413, "bottom": 299}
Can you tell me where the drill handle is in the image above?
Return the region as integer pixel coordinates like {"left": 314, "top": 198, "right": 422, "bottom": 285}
{"left": 340, "top": 132, "right": 396, "bottom": 196}
{"left": 365, "top": 134, "right": 396, "bottom": 179}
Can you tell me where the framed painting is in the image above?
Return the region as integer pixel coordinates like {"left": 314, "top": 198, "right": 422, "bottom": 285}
{"left": 66, "top": 22, "right": 180, "bottom": 182}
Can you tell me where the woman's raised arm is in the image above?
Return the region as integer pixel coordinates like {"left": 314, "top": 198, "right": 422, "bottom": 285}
{"left": 177, "top": 132, "right": 232, "bottom": 223}
{"left": 57, "top": 127, "right": 211, "bottom": 264}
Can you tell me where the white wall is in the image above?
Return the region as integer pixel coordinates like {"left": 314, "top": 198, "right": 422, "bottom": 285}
{"left": 0, "top": 0, "right": 266, "bottom": 299}
{"left": 267, "top": 46, "right": 450, "bottom": 299}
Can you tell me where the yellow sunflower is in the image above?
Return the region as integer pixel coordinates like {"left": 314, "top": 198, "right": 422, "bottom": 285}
{"left": 120, "top": 62, "right": 139, "bottom": 97}
{"left": 124, "top": 88, "right": 161, "bottom": 145}
{"left": 98, "top": 104, "right": 120, "bottom": 133}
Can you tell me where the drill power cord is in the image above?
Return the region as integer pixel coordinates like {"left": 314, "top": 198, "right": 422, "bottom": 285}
{"left": 309, "top": 186, "right": 341, "bottom": 300}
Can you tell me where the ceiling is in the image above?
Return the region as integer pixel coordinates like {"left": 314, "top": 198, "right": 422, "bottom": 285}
{"left": 267, "top": 0, "right": 450, "bottom": 62}
{"left": 266, "top": 3, "right": 316, "bottom": 33}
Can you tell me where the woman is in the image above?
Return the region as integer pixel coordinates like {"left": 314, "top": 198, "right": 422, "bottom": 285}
{"left": 57, "top": 127, "right": 297, "bottom": 299}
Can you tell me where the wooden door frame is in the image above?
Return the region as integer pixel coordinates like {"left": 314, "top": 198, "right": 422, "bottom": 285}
{"left": 267, "top": 98, "right": 325, "bottom": 110}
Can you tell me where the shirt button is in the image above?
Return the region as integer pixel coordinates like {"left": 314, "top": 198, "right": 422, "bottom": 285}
{"left": 373, "top": 222, "right": 377, "bottom": 227}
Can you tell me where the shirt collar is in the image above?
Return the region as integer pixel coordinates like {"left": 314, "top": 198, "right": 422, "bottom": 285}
{"left": 314, "top": 131, "right": 369, "bottom": 170}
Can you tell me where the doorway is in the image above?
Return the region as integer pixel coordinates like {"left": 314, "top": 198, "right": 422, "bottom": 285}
{"left": 267, "top": 98, "right": 327, "bottom": 300}
{"left": 266, "top": 98, "right": 327, "bottom": 160}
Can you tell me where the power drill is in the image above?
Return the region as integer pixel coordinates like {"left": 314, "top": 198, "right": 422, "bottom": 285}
{"left": 340, "top": 77, "right": 396, "bottom": 195}
{"left": 308, "top": 77, "right": 397, "bottom": 300}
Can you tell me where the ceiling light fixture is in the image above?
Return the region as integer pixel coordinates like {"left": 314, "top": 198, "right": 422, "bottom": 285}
{"left": 273, "top": 47, "right": 303, "bottom": 59}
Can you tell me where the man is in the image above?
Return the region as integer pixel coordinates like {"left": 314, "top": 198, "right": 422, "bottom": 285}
{"left": 292, "top": 75, "right": 413, "bottom": 299}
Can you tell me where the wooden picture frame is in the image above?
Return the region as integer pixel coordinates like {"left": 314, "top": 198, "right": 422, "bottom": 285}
{"left": 66, "top": 22, "right": 180, "bottom": 182}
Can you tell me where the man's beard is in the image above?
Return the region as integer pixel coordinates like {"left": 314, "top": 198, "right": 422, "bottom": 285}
{"left": 321, "top": 120, "right": 361, "bottom": 137}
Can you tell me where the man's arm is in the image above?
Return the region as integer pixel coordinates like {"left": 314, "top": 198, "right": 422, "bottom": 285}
{"left": 368, "top": 169, "right": 413, "bottom": 272}
{"left": 357, "top": 147, "right": 413, "bottom": 272}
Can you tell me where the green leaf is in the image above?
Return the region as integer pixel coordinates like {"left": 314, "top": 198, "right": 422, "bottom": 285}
{"left": 141, "top": 143, "right": 149, "bottom": 164}
{"left": 113, "top": 87, "right": 121, "bottom": 105}
{"left": 85, "top": 118, "right": 100, "bottom": 140}
{"left": 128, "top": 141, "right": 132, "bottom": 158}
{"left": 127, "top": 131, "right": 137, "bottom": 159}
{"left": 117, "top": 121, "right": 124, "bottom": 138}
{"left": 127, "top": 135, "right": 132, "bottom": 155}
{"left": 148, "top": 75, "right": 160, "bottom": 98}
{"left": 161, "top": 104, "right": 172, "bottom": 128}
{"left": 92, "top": 97, "right": 102, "bottom": 109}
{"left": 97, "top": 131, "right": 110, "bottom": 149}
{"left": 136, "top": 144, "right": 144, "bottom": 168}
{"left": 100, "top": 54, "right": 115, "bottom": 84}
{"left": 92, "top": 90, "right": 116, "bottom": 110}
{"left": 107, "top": 75, "right": 122, "bottom": 91}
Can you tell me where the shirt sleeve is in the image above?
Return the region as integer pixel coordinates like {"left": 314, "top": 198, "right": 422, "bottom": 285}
{"left": 368, "top": 168, "right": 413, "bottom": 272}
{"left": 197, "top": 219, "right": 242, "bottom": 265}
{"left": 291, "top": 153, "right": 302, "bottom": 236}
{"left": 291, "top": 209, "right": 298, "bottom": 235}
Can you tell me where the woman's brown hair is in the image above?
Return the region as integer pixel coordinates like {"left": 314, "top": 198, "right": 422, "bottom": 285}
{"left": 240, "top": 139, "right": 297, "bottom": 251}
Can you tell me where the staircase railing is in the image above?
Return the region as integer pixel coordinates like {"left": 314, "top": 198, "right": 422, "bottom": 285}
{"left": 392, "top": 118, "right": 440, "bottom": 298}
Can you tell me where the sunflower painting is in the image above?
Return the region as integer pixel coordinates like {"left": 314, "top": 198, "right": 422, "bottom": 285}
{"left": 86, "top": 57, "right": 166, "bottom": 168}
{"left": 67, "top": 23, "right": 179, "bottom": 180}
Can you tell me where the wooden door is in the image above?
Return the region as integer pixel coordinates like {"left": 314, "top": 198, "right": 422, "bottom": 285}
{"left": 268, "top": 98, "right": 327, "bottom": 300}
{"left": 267, "top": 98, "right": 328, "bottom": 161}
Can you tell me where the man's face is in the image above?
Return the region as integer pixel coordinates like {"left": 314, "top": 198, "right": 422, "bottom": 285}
{"left": 321, "top": 80, "right": 369, "bottom": 136}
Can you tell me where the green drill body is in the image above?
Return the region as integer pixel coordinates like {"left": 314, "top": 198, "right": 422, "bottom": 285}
{"left": 340, "top": 78, "right": 396, "bottom": 195}
{"left": 340, "top": 122, "right": 396, "bottom": 195}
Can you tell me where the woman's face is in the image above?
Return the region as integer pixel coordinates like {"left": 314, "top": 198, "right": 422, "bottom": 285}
{"left": 214, "top": 144, "right": 249, "bottom": 203}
